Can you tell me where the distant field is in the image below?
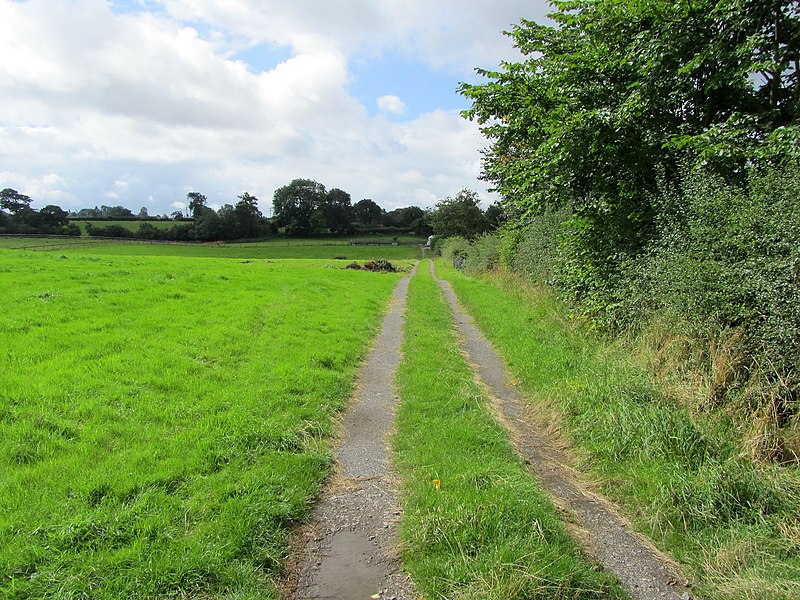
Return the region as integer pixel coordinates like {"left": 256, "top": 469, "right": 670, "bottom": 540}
{"left": 0, "top": 236, "right": 426, "bottom": 260}
{"left": 0, "top": 248, "right": 404, "bottom": 598}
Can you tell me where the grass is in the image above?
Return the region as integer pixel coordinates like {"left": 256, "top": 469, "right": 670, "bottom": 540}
{"left": 0, "top": 236, "right": 425, "bottom": 260}
{"left": 0, "top": 248, "right": 404, "bottom": 598}
{"left": 435, "top": 261, "right": 800, "bottom": 600}
{"left": 392, "top": 260, "right": 625, "bottom": 599}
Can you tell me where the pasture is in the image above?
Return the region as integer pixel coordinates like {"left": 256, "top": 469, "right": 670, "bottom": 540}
{"left": 0, "top": 236, "right": 426, "bottom": 261}
{"left": 0, "top": 247, "right": 405, "bottom": 598}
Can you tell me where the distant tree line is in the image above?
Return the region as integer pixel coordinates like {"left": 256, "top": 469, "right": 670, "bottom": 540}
{"left": 0, "top": 188, "right": 80, "bottom": 236}
{"left": 2, "top": 180, "right": 503, "bottom": 242}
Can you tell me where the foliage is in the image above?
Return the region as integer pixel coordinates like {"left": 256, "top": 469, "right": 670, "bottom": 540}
{"left": 460, "top": 0, "right": 800, "bottom": 315}
{"left": 464, "top": 233, "right": 501, "bottom": 274}
{"left": 626, "top": 164, "right": 800, "bottom": 418}
{"left": 72, "top": 204, "right": 136, "bottom": 219}
{"left": 186, "top": 191, "right": 208, "bottom": 220}
{"left": 458, "top": 0, "right": 800, "bottom": 413}
{"left": 352, "top": 198, "right": 384, "bottom": 226}
{"left": 438, "top": 236, "right": 471, "bottom": 270}
{"left": 0, "top": 189, "right": 79, "bottom": 236}
{"left": 428, "top": 189, "right": 491, "bottom": 240}
{"left": 272, "top": 179, "right": 356, "bottom": 236}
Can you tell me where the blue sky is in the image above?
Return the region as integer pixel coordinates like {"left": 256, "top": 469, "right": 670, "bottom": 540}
{"left": 0, "top": 0, "right": 551, "bottom": 214}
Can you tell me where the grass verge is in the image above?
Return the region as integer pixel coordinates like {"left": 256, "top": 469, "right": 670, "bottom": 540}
{"left": 393, "top": 260, "right": 625, "bottom": 599}
{"left": 0, "top": 249, "right": 402, "bottom": 598}
{"left": 435, "top": 261, "right": 800, "bottom": 600}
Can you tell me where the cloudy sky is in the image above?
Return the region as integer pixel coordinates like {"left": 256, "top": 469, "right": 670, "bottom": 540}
{"left": 1, "top": 0, "right": 550, "bottom": 215}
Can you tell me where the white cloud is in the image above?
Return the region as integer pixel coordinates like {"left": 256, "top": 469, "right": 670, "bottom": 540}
{"left": 0, "top": 0, "right": 543, "bottom": 213}
{"left": 376, "top": 95, "right": 406, "bottom": 116}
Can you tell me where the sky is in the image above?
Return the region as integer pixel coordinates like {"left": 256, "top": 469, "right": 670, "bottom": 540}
{"left": 0, "top": 0, "right": 551, "bottom": 216}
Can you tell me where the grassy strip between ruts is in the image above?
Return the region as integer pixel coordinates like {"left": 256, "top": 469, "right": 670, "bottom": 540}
{"left": 0, "top": 249, "right": 403, "bottom": 599}
{"left": 393, "top": 260, "right": 626, "bottom": 599}
{"left": 435, "top": 261, "right": 800, "bottom": 600}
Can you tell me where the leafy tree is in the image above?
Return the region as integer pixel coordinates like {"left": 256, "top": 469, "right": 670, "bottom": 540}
{"left": 0, "top": 188, "right": 32, "bottom": 215}
{"left": 429, "top": 189, "right": 490, "bottom": 240}
{"left": 36, "top": 205, "right": 70, "bottom": 229}
{"left": 353, "top": 198, "right": 384, "bottom": 225}
{"left": 484, "top": 202, "right": 505, "bottom": 229}
{"left": 187, "top": 192, "right": 208, "bottom": 220}
{"left": 99, "top": 205, "right": 135, "bottom": 218}
{"left": 273, "top": 179, "right": 326, "bottom": 235}
{"left": 191, "top": 210, "right": 223, "bottom": 241}
{"left": 233, "top": 192, "right": 264, "bottom": 238}
{"left": 383, "top": 206, "right": 424, "bottom": 228}
{"left": 321, "top": 188, "right": 353, "bottom": 234}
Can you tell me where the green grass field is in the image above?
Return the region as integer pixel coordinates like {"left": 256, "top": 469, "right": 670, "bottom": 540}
{"left": 393, "top": 261, "right": 624, "bottom": 599}
{"left": 0, "top": 236, "right": 425, "bottom": 261}
{"left": 0, "top": 248, "right": 404, "bottom": 598}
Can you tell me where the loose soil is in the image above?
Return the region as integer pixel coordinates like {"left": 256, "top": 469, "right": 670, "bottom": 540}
{"left": 287, "top": 266, "right": 418, "bottom": 600}
{"left": 430, "top": 261, "right": 692, "bottom": 600}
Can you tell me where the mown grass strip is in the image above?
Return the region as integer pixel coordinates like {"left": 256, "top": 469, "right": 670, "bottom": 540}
{"left": 435, "top": 261, "right": 800, "bottom": 600}
{"left": 393, "top": 260, "right": 625, "bottom": 600}
{"left": 0, "top": 249, "right": 403, "bottom": 599}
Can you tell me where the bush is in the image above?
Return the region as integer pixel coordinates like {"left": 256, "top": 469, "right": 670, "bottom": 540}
{"left": 633, "top": 164, "right": 800, "bottom": 418}
{"left": 464, "top": 233, "right": 501, "bottom": 274}
{"left": 85, "top": 224, "right": 135, "bottom": 238}
{"left": 459, "top": 162, "right": 800, "bottom": 425}
{"left": 438, "top": 236, "right": 471, "bottom": 270}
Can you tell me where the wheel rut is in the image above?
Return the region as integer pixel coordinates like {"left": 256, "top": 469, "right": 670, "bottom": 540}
{"left": 429, "top": 261, "right": 692, "bottom": 600}
{"left": 289, "top": 265, "right": 418, "bottom": 600}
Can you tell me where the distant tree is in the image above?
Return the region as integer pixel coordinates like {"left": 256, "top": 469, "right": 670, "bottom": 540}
{"left": 76, "top": 207, "right": 101, "bottom": 219}
{"left": 484, "top": 202, "right": 505, "bottom": 229}
{"left": 137, "top": 206, "right": 149, "bottom": 218}
{"left": 234, "top": 192, "right": 264, "bottom": 238}
{"left": 99, "top": 205, "right": 135, "bottom": 219}
{"left": 191, "top": 210, "right": 223, "bottom": 241}
{"left": 353, "top": 198, "right": 384, "bottom": 226}
{"left": 428, "top": 189, "right": 490, "bottom": 240}
{"left": 273, "top": 179, "right": 327, "bottom": 235}
{"left": 383, "top": 206, "right": 424, "bottom": 228}
{"left": 321, "top": 188, "right": 353, "bottom": 234}
{"left": 36, "top": 205, "right": 70, "bottom": 229}
{"left": 0, "top": 188, "right": 32, "bottom": 215}
{"left": 187, "top": 192, "right": 208, "bottom": 220}
{"left": 171, "top": 210, "right": 185, "bottom": 220}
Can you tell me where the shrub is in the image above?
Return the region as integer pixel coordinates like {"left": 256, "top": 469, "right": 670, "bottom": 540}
{"left": 464, "top": 233, "right": 501, "bottom": 274}
{"left": 439, "top": 236, "right": 471, "bottom": 270}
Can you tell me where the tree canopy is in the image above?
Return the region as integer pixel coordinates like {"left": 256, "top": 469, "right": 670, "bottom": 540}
{"left": 460, "top": 0, "right": 799, "bottom": 229}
